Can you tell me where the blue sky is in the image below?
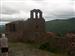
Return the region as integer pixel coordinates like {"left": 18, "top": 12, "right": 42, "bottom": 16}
{"left": 0, "top": 0, "right": 75, "bottom": 25}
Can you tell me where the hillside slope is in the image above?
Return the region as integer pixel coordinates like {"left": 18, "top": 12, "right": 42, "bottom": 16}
{"left": 0, "top": 25, "right": 5, "bottom": 33}
{"left": 46, "top": 18, "right": 75, "bottom": 33}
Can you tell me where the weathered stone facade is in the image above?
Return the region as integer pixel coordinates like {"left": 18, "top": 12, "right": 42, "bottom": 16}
{"left": 5, "top": 9, "right": 46, "bottom": 43}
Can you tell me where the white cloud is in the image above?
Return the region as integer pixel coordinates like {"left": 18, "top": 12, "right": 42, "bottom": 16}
{"left": 0, "top": 11, "right": 28, "bottom": 21}
{"left": 0, "top": 0, "right": 75, "bottom": 22}
{"left": 0, "top": 21, "right": 9, "bottom": 25}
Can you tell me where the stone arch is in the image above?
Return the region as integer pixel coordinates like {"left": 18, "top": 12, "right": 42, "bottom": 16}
{"left": 37, "top": 9, "right": 42, "bottom": 18}
{"left": 33, "top": 12, "right": 36, "bottom": 18}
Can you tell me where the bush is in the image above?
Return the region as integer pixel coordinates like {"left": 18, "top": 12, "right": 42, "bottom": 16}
{"left": 39, "top": 41, "right": 66, "bottom": 53}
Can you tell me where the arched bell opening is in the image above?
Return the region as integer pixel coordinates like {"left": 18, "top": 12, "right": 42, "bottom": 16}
{"left": 30, "top": 9, "right": 43, "bottom": 19}
{"left": 33, "top": 12, "right": 36, "bottom": 18}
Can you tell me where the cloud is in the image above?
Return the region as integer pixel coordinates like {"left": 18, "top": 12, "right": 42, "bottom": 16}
{"left": 32, "top": 0, "right": 44, "bottom": 1}
{"left": 0, "top": 0, "right": 75, "bottom": 22}
{"left": 0, "top": 6, "right": 19, "bottom": 15}
{"left": 0, "top": 11, "right": 28, "bottom": 21}
{"left": 0, "top": 22, "right": 9, "bottom": 25}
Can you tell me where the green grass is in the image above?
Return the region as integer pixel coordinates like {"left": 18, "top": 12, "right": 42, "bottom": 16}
{"left": 9, "top": 42, "right": 68, "bottom": 56}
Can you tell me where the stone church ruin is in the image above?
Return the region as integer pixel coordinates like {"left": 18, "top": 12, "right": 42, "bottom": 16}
{"left": 5, "top": 9, "right": 46, "bottom": 43}
{"left": 5, "top": 9, "right": 75, "bottom": 55}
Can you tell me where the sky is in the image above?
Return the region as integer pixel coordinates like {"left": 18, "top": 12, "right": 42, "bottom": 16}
{"left": 0, "top": 0, "right": 75, "bottom": 25}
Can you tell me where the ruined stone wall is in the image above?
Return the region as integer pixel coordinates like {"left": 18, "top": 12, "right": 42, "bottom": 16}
{"left": 5, "top": 21, "right": 24, "bottom": 42}
{"left": 66, "top": 32, "right": 75, "bottom": 56}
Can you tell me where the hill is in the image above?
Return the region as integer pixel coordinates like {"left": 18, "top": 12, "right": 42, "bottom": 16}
{"left": 0, "top": 17, "right": 75, "bottom": 34}
{"left": 46, "top": 17, "right": 75, "bottom": 34}
{"left": 0, "top": 25, "right": 5, "bottom": 33}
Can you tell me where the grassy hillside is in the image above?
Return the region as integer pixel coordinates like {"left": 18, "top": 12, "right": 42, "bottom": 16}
{"left": 9, "top": 42, "right": 67, "bottom": 56}
{"left": 0, "top": 25, "right": 5, "bottom": 33}
{"left": 46, "top": 18, "right": 75, "bottom": 34}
